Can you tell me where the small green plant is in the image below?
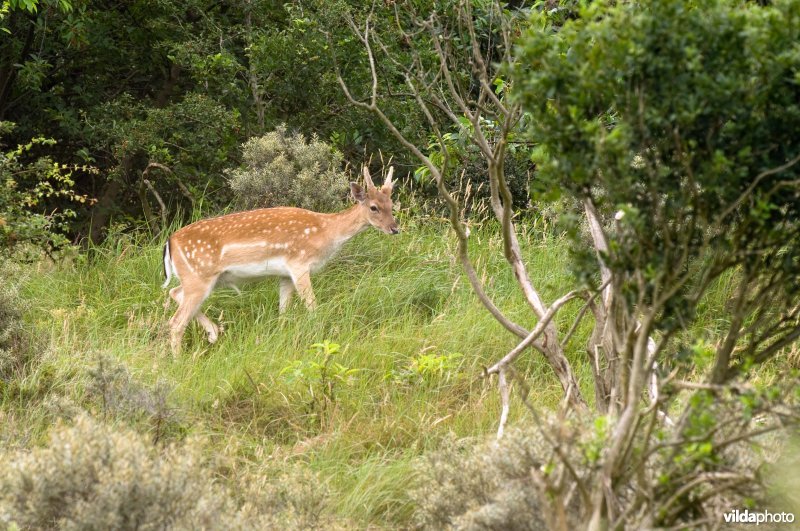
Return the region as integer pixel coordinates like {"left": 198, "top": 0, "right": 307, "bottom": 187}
{"left": 280, "top": 341, "right": 358, "bottom": 427}
{"left": 390, "top": 351, "right": 463, "bottom": 385}
{"left": 411, "top": 351, "right": 462, "bottom": 379}
{"left": 581, "top": 415, "right": 609, "bottom": 464}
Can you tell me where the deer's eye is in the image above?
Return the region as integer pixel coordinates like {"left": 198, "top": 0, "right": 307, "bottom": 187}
{"left": 370, "top": 205, "right": 379, "bottom": 212}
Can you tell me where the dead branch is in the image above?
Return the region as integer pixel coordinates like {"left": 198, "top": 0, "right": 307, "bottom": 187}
{"left": 487, "top": 289, "right": 581, "bottom": 375}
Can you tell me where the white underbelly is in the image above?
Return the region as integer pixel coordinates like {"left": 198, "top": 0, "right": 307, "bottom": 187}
{"left": 223, "top": 258, "right": 290, "bottom": 279}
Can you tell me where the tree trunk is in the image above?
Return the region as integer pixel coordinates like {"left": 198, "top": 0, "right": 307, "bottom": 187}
{"left": 89, "top": 155, "right": 133, "bottom": 245}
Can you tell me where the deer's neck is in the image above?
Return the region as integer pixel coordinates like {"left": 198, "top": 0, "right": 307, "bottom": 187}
{"left": 326, "top": 204, "right": 369, "bottom": 243}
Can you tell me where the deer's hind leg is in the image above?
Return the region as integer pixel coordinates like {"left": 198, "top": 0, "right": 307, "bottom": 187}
{"left": 169, "top": 286, "right": 220, "bottom": 344}
{"left": 287, "top": 266, "right": 316, "bottom": 310}
{"left": 279, "top": 277, "right": 295, "bottom": 313}
{"left": 168, "top": 281, "right": 218, "bottom": 354}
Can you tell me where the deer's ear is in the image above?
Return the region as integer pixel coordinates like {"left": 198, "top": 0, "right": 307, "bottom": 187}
{"left": 350, "top": 182, "right": 366, "bottom": 202}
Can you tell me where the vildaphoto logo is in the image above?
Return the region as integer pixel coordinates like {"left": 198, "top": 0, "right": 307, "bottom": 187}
{"left": 723, "top": 509, "right": 795, "bottom": 525}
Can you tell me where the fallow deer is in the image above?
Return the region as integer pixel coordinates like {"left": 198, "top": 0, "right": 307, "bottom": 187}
{"left": 162, "top": 166, "right": 398, "bottom": 354}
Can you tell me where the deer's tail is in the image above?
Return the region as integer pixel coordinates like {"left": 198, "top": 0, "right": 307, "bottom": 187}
{"left": 162, "top": 239, "right": 173, "bottom": 289}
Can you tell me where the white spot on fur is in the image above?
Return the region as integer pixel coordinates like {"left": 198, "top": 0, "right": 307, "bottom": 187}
{"left": 176, "top": 245, "right": 196, "bottom": 274}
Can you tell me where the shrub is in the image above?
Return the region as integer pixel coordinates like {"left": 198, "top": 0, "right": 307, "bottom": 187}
{"left": 413, "top": 407, "right": 783, "bottom": 530}
{"left": 413, "top": 428, "right": 576, "bottom": 531}
{"left": 0, "top": 259, "right": 34, "bottom": 383}
{"left": 0, "top": 122, "right": 87, "bottom": 260}
{"left": 86, "top": 355, "right": 180, "bottom": 444}
{"left": 228, "top": 125, "right": 349, "bottom": 212}
{"left": 0, "top": 414, "right": 331, "bottom": 530}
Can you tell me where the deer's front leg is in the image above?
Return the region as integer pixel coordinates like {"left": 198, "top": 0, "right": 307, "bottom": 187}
{"left": 289, "top": 267, "right": 316, "bottom": 310}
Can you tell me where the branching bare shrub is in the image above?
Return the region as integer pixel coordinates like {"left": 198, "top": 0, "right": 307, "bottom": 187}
{"left": 228, "top": 124, "right": 349, "bottom": 212}
{"left": 0, "top": 414, "right": 332, "bottom": 530}
{"left": 0, "top": 259, "right": 35, "bottom": 383}
{"left": 86, "top": 355, "right": 179, "bottom": 444}
{"left": 415, "top": 387, "right": 792, "bottom": 530}
{"left": 414, "top": 430, "right": 562, "bottom": 531}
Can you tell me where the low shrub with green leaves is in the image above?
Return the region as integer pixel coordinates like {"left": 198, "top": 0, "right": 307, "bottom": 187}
{"left": 227, "top": 124, "right": 349, "bottom": 212}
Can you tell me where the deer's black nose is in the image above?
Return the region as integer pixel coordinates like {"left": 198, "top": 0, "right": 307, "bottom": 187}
{"left": 390, "top": 227, "right": 400, "bottom": 235}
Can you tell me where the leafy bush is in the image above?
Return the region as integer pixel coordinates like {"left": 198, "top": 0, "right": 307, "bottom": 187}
{"left": 228, "top": 125, "right": 349, "bottom": 212}
{"left": 414, "top": 122, "right": 534, "bottom": 214}
{"left": 0, "top": 414, "right": 331, "bottom": 530}
{"left": 280, "top": 340, "right": 358, "bottom": 429}
{"left": 0, "top": 122, "right": 88, "bottom": 260}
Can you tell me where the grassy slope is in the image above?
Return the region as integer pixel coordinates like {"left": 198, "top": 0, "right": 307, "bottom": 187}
{"left": 8, "top": 215, "right": 741, "bottom": 527}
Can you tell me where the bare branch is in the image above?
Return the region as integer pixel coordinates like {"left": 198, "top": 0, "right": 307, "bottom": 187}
{"left": 563, "top": 279, "right": 611, "bottom": 347}
{"left": 487, "top": 289, "right": 581, "bottom": 374}
{"left": 716, "top": 151, "right": 800, "bottom": 224}
{"left": 497, "top": 368, "right": 510, "bottom": 439}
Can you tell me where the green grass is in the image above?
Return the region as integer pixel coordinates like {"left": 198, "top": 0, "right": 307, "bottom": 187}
{"left": 4, "top": 215, "right": 743, "bottom": 527}
{"left": 8, "top": 218, "right": 585, "bottom": 526}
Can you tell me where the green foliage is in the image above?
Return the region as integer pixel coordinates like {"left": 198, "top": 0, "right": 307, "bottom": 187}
{"left": 410, "top": 351, "right": 462, "bottom": 380}
{"left": 519, "top": 0, "right": 800, "bottom": 274}
{"left": 414, "top": 118, "right": 534, "bottom": 213}
{"left": 3, "top": 0, "right": 72, "bottom": 15}
{"left": 581, "top": 415, "right": 609, "bottom": 464}
{"left": 0, "top": 122, "right": 88, "bottom": 258}
{"left": 516, "top": 0, "right": 800, "bottom": 364}
{"left": 87, "top": 92, "right": 240, "bottom": 204}
{"left": 228, "top": 125, "right": 349, "bottom": 212}
{"left": 280, "top": 340, "right": 358, "bottom": 428}
{"left": 0, "top": 0, "right": 428, "bottom": 240}
{"left": 390, "top": 350, "right": 463, "bottom": 385}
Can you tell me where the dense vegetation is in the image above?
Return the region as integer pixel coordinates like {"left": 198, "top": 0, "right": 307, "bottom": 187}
{"left": 2, "top": 0, "right": 799, "bottom": 528}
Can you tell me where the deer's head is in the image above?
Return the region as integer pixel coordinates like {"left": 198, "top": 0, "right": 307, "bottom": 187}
{"left": 350, "top": 166, "right": 399, "bottom": 235}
